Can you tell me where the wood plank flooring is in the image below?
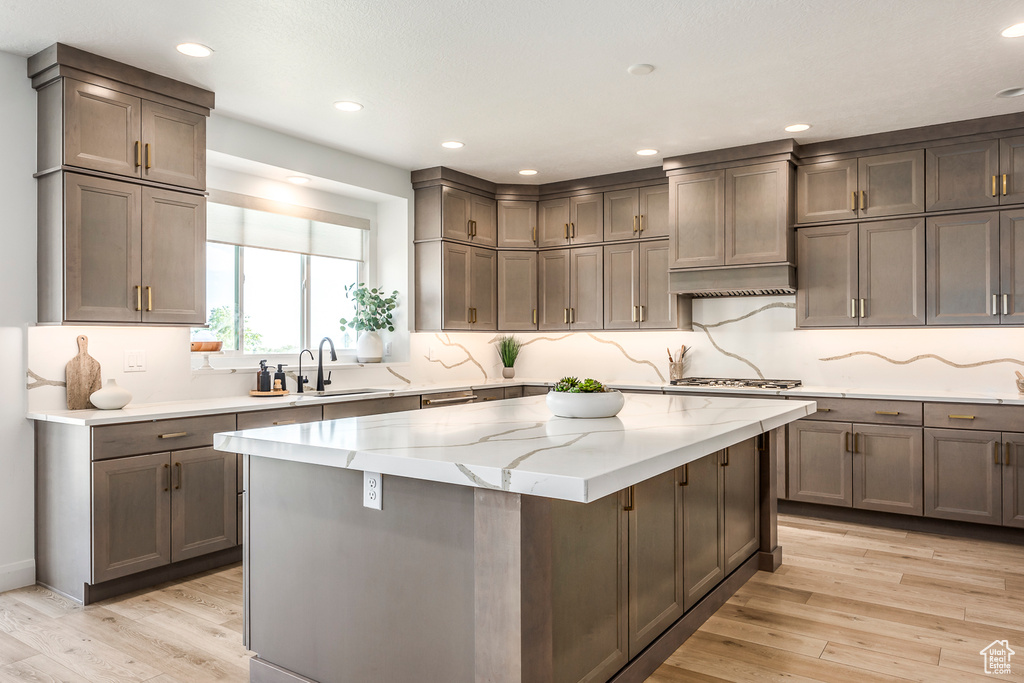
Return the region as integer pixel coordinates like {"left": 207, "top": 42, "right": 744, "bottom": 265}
{"left": 648, "top": 514, "right": 1024, "bottom": 682}
{"left": 1, "top": 515, "right": 1022, "bottom": 681}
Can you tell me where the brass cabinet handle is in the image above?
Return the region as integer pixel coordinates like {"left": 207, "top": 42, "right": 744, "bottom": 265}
{"left": 624, "top": 486, "right": 634, "bottom": 511}
{"left": 854, "top": 432, "right": 860, "bottom": 454}
{"left": 570, "top": 307, "right": 575, "bottom": 323}
{"left": 272, "top": 420, "right": 296, "bottom": 426}
{"left": 1003, "top": 293, "right": 1010, "bottom": 316}
{"left": 147, "top": 286, "right": 153, "bottom": 311}
{"left": 532, "top": 226, "right": 537, "bottom": 244}
{"left": 135, "top": 141, "right": 141, "bottom": 168}
{"left": 422, "top": 395, "right": 479, "bottom": 406}
{"left": 472, "top": 307, "right": 478, "bottom": 324}
{"left": 875, "top": 410, "right": 899, "bottom": 416}
{"left": 158, "top": 432, "right": 188, "bottom": 439}
{"left": 135, "top": 285, "right": 142, "bottom": 311}
{"left": 174, "top": 462, "right": 182, "bottom": 490}
{"left": 639, "top": 214, "right": 644, "bottom": 233}
{"left": 639, "top": 305, "right": 645, "bottom": 322}
{"left": 564, "top": 223, "right": 569, "bottom": 240}
{"left": 1005, "top": 442, "right": 1011, "bottom": 466}
{"left": 845, "top": 431, "right": 851, "bottom": 452}
{"left": 563, "top": 308, "right": 568, "bottom": 324}
{"left": 850, "top": 299, "right": 857, "bottom": 319}
{"left": 163, "top": 463, "right": 170, "bottom": 492}
{"left": 992, "top": 175, "right": 998, "bottom": 197}
{"left": 993, "top": 294, "right": 999, "bottom": 316}
{"left": 949, "top": 414, "right": 975, "bottom": 420}
{"left": 569, "top": 222, "right": 576, "bottom": 238}
{"left": 633, "top": 215, "right": 638, "bottom": 234}
{"left": 1004, "top": 174, "right": 1009, "bottom": 196}
{"left": 632, "top": 305, "right": 638, "bottom": 323}
{"left": 721, "top": 449, "right": 730, "bottom": 466}
{"left": 145, "top": 143, "right": 152, "bottom": 170}
{"left": 680, "top": 464, "right": 689, "bottom": 486}
{"left": 851, "top": 191, "right": 856, "bottom": 211}
{"left": 995, "top": 443, "right": 1000, "bottom": 465}
{"left": 860, "top": 191, "right": 866, "bottom": 211}
{"left": 859, "top": 298, "right": 866, "bottom": 318}
{"left": 532, "top": 308, "right": 538, "bottom": 325}
{"left": 817, "top": 407, "right": 831, "bottom": 412}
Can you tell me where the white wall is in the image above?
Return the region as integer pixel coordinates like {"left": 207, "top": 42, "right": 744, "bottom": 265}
{"left": 0, "top": 50, "right": 37, "bottom": 592}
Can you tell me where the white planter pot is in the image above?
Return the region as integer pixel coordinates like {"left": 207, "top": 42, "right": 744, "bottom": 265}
{"left": 90, "top": 379, "right": 132, "bottom": 410}
{"left": 356, "top": 330, "right": 383, "bottom": 363}
{"left": 502, "top": 367, "right": 515, "bottom": 379}
{"left": 546, "top": 390, "right": 624, "bottom": 419}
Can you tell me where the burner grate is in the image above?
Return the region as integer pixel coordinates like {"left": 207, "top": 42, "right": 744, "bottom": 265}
{"left": 669, "top": 377, "right": 802, "bottom": 390}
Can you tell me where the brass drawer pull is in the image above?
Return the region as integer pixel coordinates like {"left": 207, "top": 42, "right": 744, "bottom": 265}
{"left": 949, "top": 415, "right": 975, "bottom": 420}
{"left": 422, "top": 395, "right": 479, "bottom": 406}
{"left": 875, "top": 410, "right": 899, "bottom": 416}
{"left": 817, "top": 408, "right": 831, "bottom": 412}
{"left": 272, "top": 420, "right": 296, "bottom": 426}
{"left": 158, "top": 431, "right": 188, "bottom": 439}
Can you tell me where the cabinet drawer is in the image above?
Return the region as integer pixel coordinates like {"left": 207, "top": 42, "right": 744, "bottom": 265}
{"left": 924, "top": 403, "right": 1024, "bottom": 431}
{"left": 800, "top": 397, "right": 922, "bottom": 425}
{"left": 92, "top": 414, "right": 236, "bottom": 460}
{"left": 236, "top": 405, "right": 322, "bottom": 430}
{"left": 475, "top": 387, "right": 506, "bottom": 402}
{"left": 323, "top": 396, "right": 420, "bottom": 419}
{"left": 421, "top": 390, "right": 480, "bottom": 408}
{"left": 504, "top": 386, "right": 524, "bottom": 399}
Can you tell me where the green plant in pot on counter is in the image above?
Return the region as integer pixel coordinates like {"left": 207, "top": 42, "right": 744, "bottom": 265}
{"left": 553, "top": 376, "right": 608, "bottom": 393}
{"left": 548, "top": 376, "right": 623, "bottom": 418}
{"left": 339, "top": 283, "right": 399, "bottom": 363}
{"left": 496, "top": 335, "right": 522, "bottom": 379}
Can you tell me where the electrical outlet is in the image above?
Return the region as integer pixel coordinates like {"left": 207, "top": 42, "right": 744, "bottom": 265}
{"left": 123, "top": 350, "right": 146, "bottom": 372}
{"left": 363, "top": 471, "right": 383, "bottom": 510}
{"left": 428, "top": 346, "right": 435, "bottom": 360}
{"left": 384, "top": 341, "right": 393, "bottom": 357}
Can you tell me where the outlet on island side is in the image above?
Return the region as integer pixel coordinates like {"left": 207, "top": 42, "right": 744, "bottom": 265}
{"left": 363, "top": 471, "right": 383, "bottom": 511}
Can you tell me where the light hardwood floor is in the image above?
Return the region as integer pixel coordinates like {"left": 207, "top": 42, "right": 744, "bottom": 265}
{"left": 1, "top": 515, "right": 1022, "bottom": 681}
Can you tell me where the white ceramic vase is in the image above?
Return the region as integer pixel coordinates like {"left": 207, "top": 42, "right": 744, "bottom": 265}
{"left": 90, "top": 379, "right": 132, "bottom": 410}
{"left": 546, "top": 390, "right": 624, "bottom": 419}
{"left": 356, "top": 330, "right": 383, "bottom": 363}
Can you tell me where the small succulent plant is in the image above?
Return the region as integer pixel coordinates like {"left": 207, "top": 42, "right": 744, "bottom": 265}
{"left": 553, "top": 376, "right": 607, "bottom": 393}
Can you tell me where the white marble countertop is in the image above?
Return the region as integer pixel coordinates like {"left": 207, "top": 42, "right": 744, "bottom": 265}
{"left": 214, "top": 394, "right": 817, "bottom": 503}
{"left": 26, "top": 376, "right": 1024, "bottom": 426}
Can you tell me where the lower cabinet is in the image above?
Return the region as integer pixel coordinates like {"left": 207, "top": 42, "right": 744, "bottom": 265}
{"left": 93, "top": 447, "right": 236, "bottom": 583}
{"left": 923, "top": 428, "right": 1017, "bottom": 526}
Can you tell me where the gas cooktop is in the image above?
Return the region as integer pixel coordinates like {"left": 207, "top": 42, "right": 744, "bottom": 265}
{"left": 669, "top": 377, "right": 802, "bottom": 390}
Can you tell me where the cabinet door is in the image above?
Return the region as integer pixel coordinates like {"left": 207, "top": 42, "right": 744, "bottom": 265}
{"left": 441, "top": 187, "right": 473, "bottom": 241}
{"left": 722, "top": 439, "right": 760, "bottom": 574}
{"left": 93, "top": 452, "right": 171, "bottom": 583}
{"left": 639, "top": 240, "right": 677, "bottom": 329}
{"left": 852, "top": 424, "right": 923, "bottom": 515}
{"left": 795, "top": 224, "right": 858, "bottom": 328}
{"left": 550, "top": 492, "right": 628, "bottom": 683}
{"left": 469, "top": 247, "right": 497, "bottom": 330}
{"left": 1000, "top": 135, "right": 1024, "bottom": 204}
{"left": 497, "top": 200, "right": 537, "bottom": 248}
{"left": 603, "top": 243, "right": 639, "bottom": 330}
{"left": 1003, "top": 432, "right": 1024, "bottom": 529}
{"left": 64, "top": 174, "right": 143, "bottom": 323}
{"left": 795, "top": 159, "right": 857, "bottom": 224}
{"left": 639, "top": 185, "right": 670, "bottom": 238}
{"left": 628, "top": 469, "right": 684, "bottom": 655}
{"left": 141, "top": 100, "right": 205, "bottom": 190}
{"left": 63, "top": 79, "right": 142, "bottom": 178}
{"left": 681, "top": 452, "right": 724, "bottom": 610}
{"left": 170, "top": 447, "right": 237, "bottom": 562}
{"left": 569, "top": 193, "right": 603, "bottom": 245}
{"left": 925, "top": 140, "right": 1000, "bottom": 211}
{"left": 725, "top": 161, "right": 790, "bottom": 265}
{"left": 538, "top": 249, "right": 570, "bottom": 330}
{"left": 858, "top": 150, "right": 924, "bottom": 218}
{"left": 1000, "top": 209, "right": 1024, "bottom": 324}
{"left": 859, "top": 218, "right": 926, "bottom": 326}
{"left": 926, "top": 213, "right": 1000, "bottom": 325}
{"left": 441, "top": 242, "right": 471, "bottom": 329}
{"left": 604, "top": 188, "right": 640, "bottom": 241}
{"left": 538, "top": 198, "right": 571, "bottom": 247}
{"left": 669, "top": 170, "right": 725, "bottom": 268}
{"left": 787, "top": 420, "right": 852, "bottom": 507}
{"left": 141, "top": 188, "right": 206, "bottom": 324}
{"left": 497, "top": 251, "right": 537, "bottom": 330}
{"left": 570, "top": 246, "right": 603, "bottom": 330}
{"left": 924, "top": 428, "right": 1001, "bottom": 525}
{"left": 470, "top": 195, "right": 497, "bottom": 246}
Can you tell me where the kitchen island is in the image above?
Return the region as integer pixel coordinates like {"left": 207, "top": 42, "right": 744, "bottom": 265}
{"left": 215, "top": 393, "right": 815, "bottom": 683}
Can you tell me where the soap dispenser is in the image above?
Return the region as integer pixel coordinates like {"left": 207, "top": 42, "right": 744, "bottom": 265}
{"left": 257, "top": 360, "right": 272, "bottom": 392}
{"left": 274, "top": 364, "right": 288, "bottom": 392}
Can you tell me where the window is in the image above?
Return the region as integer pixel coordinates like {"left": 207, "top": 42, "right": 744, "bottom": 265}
{"left": 199, "top": 198, "right": 367, "bottom": 355}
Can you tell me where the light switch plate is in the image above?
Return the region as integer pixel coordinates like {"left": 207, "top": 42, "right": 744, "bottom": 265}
{"left": 363, "top": 471, "right": 382, "bottom": 510}
{"left": 124, "top": 350, "right": 146, "bottom": 372}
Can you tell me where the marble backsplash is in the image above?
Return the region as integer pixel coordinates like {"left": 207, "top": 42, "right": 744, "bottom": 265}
{"left": 25, "top": 295, "right": 1024, "bottom": 411}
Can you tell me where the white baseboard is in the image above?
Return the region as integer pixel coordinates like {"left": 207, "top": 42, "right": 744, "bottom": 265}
{"left": 0, "top": 559, "right": 35, "bottom": 593}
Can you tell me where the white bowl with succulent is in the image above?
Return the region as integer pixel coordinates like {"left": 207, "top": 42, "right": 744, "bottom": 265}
{"left": 546, "top": 377, "right": 624, "bottom": 419}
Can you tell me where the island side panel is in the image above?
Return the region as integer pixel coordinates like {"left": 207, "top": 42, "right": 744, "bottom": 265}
{"left": 758, "top": 427, "right": 783, "bottom": 571}
{"left": 474, "top": 489, "right": 523, "bottom": 683}
{"left": 247, "top": 457, "right": 476, "bottom": 683}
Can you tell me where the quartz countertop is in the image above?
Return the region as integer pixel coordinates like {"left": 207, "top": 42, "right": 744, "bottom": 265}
{"left": 214, "top": 393, "right": 817, "bottom": 502}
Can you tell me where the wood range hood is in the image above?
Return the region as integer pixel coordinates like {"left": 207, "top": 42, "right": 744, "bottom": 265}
{"left": 668, "top": 263, "right": 796, "bottom": 298}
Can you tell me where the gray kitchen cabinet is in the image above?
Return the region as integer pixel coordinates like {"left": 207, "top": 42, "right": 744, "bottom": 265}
{"left": 497, "top": 250, "right": 538, "bottom": 329}
{"left": 441, "top": 187, "right": 496, "bottom": 246}
{"left": 926, "top": 212, "right": 1000, "bottom": 325}
{"left": 681, "top": 451, "right": 724, "bottom": 610}
{"left": 925, "top": 139, "right": 1000, "bottom": 211}
{"left": 169, "top": 447, "right": 238, "bottom": 562}
{"left": 604, "top": 240, "right": 678, "bottom": 330}
{"left": 1004, "top": 432, "right": 1024, "bottom": 529}
{"left": 604, "top": 188, "right": 641, "bottom": 242}
{"left": 722, "top": 439, "right": 760, "bottom": 574}
{"left": 669, "top": 170, "right": 725, "bottom": 268}
{"left": 140, "top": 100, "right": 206, "bottom": 190}
{"left": 639, "top": 184, "right": 670, "bottom": 238}
{"left": 323, "top": 396, "right": 421, "bottom": 419}
{"left": 1000, "top": 136, "right": 1024, "bottom": 204}
{"left": 795, "top": 224, "right": 858, "bottom": 328}
{"left": 522, "top": 385, "right": 550, "bottom": 397}
{"left": 497, "top": 199, "right": 537, "bottom": 248}
{"left": 570, "top": 193, "right": 604, "bottom": 245}
{"left": 569, "top": 245, "right": 604, "bottom": 329}
{"left": 787, "top": 420, "right": 853, "bottom": 507}
{"left": 1000, "top": 209, "right": 1024, "bottom": 323}
{"left": 538, "top": 197, "right": 571, "bottom": 247}
{"left": 58, "top": 174, "right": 205, "bottom": 325}
{"left": 627, "top": 468, "right": 684, "bottom": 655}
{"left": 538, "top": 249, "right": 570, "bottom": 330}
{"left": 470, "top": 247, "right": 498, "bottom": 329}
{"left": 924, "top": 428, "right": 1001, "bottom": 525}
{"left": 639, "top": 240, "right": 678, "bottom": 329}
{"left": 439, "top": 242, "right": 496, "bottom": 330}
{"left": 62, "top": 78, "right": 142, "bottom": 179}
{"left": 796, "top": 151, "right": 924, "bottom": 224}
{"left": 858, "top": 218, "right": 926, "bottom": 326}
{"left": 724, "top": 161, "right": 791, "bottom": 265}
{"left": 852, "top": 424, "right": 923, "bottom": 515}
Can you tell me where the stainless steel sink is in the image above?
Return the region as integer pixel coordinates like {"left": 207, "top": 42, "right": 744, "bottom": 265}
{"left": 297, "top": 388, "right": 388, "bottom": 398}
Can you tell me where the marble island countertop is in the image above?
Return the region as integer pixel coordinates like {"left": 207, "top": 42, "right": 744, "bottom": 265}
{"left": 215, "top": 393, "right": 816, "bottom": 502}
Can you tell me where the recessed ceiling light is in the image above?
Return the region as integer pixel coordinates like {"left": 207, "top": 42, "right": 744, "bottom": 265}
{"left": 785, "top": 123, "right": 811, "bottom": 133}
{"left": 519, "top": 169, "right": 538, "bottom": 176}
{"left": 333, "top": 101, "right": 363, "bottom": 112}
{"left": 176, "top": 43, "right": 213, "bottom": 58}
{"left": 627, "top": 64, "right": 655, "bottom": 76}
{"left": 997, "top": 87, "right": 1024, "bottom": 98}
{"left": 286, "top": 176, "right": 310, "bottom": 185}
{"left": 636, "top": 149, "right": 659, "bottom": 156}
{"left": 1001, "top": 22, "right": 1024, "bottom": 37}
{"left": 441, "top": 141, "right": 464, "bottom": 149}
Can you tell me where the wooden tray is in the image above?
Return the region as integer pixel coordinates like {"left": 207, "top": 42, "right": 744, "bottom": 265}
{"left": 250, "top": 389, "right": 290, "bottom": 397}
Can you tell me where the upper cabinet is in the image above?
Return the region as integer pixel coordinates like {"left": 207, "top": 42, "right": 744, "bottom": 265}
{"left": 537, "top": 247, "right": 603, "bottom": 331}
{"left": 439, "top": 187, "right": 497, "bottom": 246}
{"left": 925, "top": 136, "right": 1024, "bottom": 211}
{"left": 538, "top": 194, "right": 603, "bottom": 246}
{"left": 796, "top": 151, "right": 924, "bottom": 224}
{"left": 497, "top": 200, "right": 537, "bottom": 248}
{"left": 603, "top": 184, "right": 670, "bottom": 242}
{"left": 604, "top": 240, "right": 682, "bottom": 330}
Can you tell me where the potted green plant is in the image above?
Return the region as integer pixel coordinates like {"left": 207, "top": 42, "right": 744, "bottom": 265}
{"left": 496, "top": 335, "right": 522, "bottom": 379}
{"left": 547, "top": 376, "right": 624, "bottom": 418}
{"left": 339, "top": 284, "right": 398, "bottom": 363}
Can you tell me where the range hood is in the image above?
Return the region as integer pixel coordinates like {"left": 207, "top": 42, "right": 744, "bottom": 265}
{"left": 668, "top": 264, "right": 796, "bottom": 298}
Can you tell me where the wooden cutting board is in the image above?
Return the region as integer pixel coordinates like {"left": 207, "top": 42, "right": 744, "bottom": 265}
{"left": 65, "top": 335, "right": 102, "bottom": 410}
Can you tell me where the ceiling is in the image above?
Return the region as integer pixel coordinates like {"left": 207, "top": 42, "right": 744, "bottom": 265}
{"left": 2, "top": 0, "right": 1024, "bottom": 184}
